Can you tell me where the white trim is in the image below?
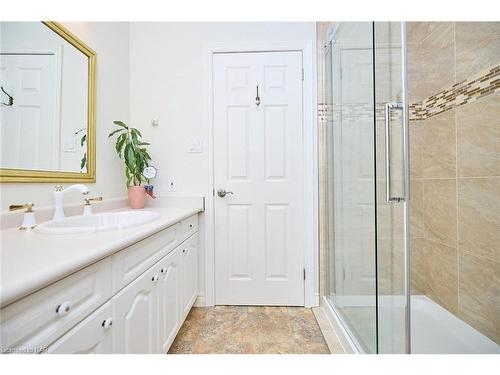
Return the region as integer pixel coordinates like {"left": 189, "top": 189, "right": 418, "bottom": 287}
{"left": 202, "top": 40, "right": 318, "bottom": 308}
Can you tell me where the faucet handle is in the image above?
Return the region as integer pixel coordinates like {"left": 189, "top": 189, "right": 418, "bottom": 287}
{"left": 9, "top": 203, "right": 36, "bottom": 230}
{"left": 84, "top": 196, "right": 103, "bottom": 205}
{"left": 9, "top": 203, "right": 35, "bottom": 213}
{"left": 55, "top": 185, "right": 63, "bottom": 192}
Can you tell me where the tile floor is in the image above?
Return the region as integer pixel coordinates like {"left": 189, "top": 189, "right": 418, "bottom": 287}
{"left": 168, "top": 306, "right": 330, "bottom": 354}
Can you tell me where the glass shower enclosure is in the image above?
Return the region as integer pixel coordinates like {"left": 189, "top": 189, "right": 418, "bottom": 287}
{"left": 324, "top": 21, "right": 409, "bottom": 353}
{"left": 324, "top": 21, "right": 500, "bottom": 354}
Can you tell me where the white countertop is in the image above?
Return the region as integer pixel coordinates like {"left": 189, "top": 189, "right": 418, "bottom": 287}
{"left": 0, "top": 197, "right": 203, "bottom": 308}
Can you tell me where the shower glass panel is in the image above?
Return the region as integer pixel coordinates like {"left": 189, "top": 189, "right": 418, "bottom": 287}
{"left": 324, "top": 22, "right": 378, "bottom": 353}
{"left": 373, "top": 21, "right": 409, "bottom": 354}
{"left": 325, "top": 22, "right": 409, "bottom": 354}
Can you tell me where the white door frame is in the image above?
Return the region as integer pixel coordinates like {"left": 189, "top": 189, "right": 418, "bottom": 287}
{"left": 203, "top": 40, "right": 318, "bottom": 308}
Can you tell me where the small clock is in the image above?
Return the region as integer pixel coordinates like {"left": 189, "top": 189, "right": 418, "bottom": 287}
{"left": 143, "top": 166, "right": 158, "bottom": 179}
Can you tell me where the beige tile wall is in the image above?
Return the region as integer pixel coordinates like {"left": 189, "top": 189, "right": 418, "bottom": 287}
{"left": 408, "top": 22, "right": 500, "bottom": 344}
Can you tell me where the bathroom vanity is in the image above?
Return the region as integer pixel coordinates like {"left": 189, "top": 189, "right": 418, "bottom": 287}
{"left": 0, "top": 198, "right": 203, "bottom": 354}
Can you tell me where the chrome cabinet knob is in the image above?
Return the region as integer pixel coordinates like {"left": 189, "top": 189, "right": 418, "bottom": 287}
{"left": 217, "top": 189, "right": 234, "bottom": 198}
{"left": 102, "top": 318, "right": 113, "bottom": 329}
{"left": 182, "top": 248, "right": 188, "bottom": 254}
{"left": 56, "top": 301, "right": 71, "bottom": 316}
{"left": 160, "top": 267, "right": 167, "bottom": 273}
{"left": 152, "top": 275, "right": 159, "bottom": 282}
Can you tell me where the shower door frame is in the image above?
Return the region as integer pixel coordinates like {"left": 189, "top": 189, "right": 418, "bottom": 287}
{"left": 400, "top": 21, "right": 411, "bottom": 354}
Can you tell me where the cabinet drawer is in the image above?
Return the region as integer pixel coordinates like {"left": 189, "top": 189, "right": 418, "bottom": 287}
{"left": 111, "top": 224, "right": 180, "bottom": 294}
{"left": 47, "top": 301, "right": 113, "bottom": 354}
{"left": 0, "top": 258, "right": 111, "bottom": 353}
{"left": 180, "top": 215, "right": 198, "bottom": 241}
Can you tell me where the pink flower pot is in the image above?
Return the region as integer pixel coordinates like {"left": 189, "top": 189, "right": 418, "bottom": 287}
{"left": 128, "top": 185, "right": 146, "bottom": 209}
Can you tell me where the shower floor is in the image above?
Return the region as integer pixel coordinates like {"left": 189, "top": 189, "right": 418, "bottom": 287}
{"left": 168, "top": 306, "right": 330, "bottom": 354}
{"left": 329, "top": 295, "right": 500, "bottom": 353}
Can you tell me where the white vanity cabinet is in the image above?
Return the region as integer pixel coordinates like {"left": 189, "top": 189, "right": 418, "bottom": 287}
{"left": 0, "top": 213, "right": 199, "bottom": 354}
{"left": 112, "top": 232, "right": 197, "bottom": 354}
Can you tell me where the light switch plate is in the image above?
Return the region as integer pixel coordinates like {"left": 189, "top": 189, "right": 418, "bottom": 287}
{"left": 187, "top": 138, "right": 202, "bottom": 153}
{"left": 63, "top": 137, "right": 76, "bottom": 153}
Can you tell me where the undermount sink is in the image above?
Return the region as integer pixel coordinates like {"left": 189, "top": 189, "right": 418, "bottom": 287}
{"left": 35, "top": 210, "right": 160, "bottom": 234}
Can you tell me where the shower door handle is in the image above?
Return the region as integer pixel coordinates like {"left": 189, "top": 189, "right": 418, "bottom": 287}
{"left": 384, "top": 102, "right": 404, "bottom": 203}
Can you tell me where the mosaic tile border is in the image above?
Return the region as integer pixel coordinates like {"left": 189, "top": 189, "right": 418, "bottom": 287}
{"left": 318, "top": 102, "right": 390, "bottom": 123}
{"left": 318, "top": 64, "right": 499, "bottom": 123}
{"left": 318, "top": 64, "right": 500, "bottom": 122}
{"left": 410, "top": 63, "right": 500, "bottom": 121}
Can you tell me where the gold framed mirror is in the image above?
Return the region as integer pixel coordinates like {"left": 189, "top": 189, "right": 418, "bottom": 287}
{"left": 0, "top": 21, "right": 96, "bottom": 182}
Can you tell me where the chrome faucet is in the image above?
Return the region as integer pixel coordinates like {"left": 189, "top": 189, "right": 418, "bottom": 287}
{"left": 53, "top": 184, "right": 90, "bottom": 220}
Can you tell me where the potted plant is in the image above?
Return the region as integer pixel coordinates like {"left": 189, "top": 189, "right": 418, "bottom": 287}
{"left": 109, "top": 120, "right": 152, "bottom": 209}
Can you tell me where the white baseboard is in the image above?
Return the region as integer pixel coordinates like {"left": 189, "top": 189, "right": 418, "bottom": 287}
{"left": 194, "top": 292, "right": 206, "bottom": 307}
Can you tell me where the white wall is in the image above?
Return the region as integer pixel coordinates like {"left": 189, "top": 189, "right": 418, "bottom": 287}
{"left": 129, "top": 22, "right": 316, "bottom": 303}
{"left": 0, "top": 22, "right": 130, "bottom": 210}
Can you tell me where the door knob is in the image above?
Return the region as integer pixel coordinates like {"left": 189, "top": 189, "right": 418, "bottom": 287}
{"left": 217, "top": 189, "right": 234, "bottom": 198}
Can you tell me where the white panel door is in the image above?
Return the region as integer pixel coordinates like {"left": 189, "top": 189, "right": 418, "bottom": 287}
{"left": 112, "top": 264, "right": 159, "bottom": 354}
{"left": 0, "top": 54, "right": 59, "bottom": 170}
{"left": 47, "top": 302, "right": 114, "bottom": 354}
{"left": 157, "top": 248, "right": 181, "bottom": 353}
{"left": 213, "top": 51, "right": 305, "bottom": 306}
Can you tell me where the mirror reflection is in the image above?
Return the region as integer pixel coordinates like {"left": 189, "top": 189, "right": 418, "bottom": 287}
{"left": 0, "top": 22, "right": 90, "bottom": 174}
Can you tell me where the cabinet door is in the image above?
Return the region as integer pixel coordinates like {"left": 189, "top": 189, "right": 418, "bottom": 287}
{"left": 157, "top": 249, "right": 181, "bottom": 353}
{"left": 181, "top": 234, "right": 198, "bottom": 319}
{"left": 112, "top": 265, "right": 159, "bottom": 354}
{"left": 47, "top": 301, "right": 113, "bottom": 354}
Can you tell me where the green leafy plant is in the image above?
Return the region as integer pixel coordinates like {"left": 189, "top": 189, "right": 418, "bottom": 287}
{"left": 74, "top": 128, "right": 87, "bottom": 171}
{"left": 108, "top": 121, "right": 151, "bottom": 187}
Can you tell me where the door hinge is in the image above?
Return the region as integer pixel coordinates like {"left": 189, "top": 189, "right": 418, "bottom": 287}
{"left": 212, "top": 188, "right": 215, "bottom": 196}
{"left": 301, "top": 69, "right": 304, "bottom": 81}
{"left": 303, "top": 268, "right": 306, "bottom": 280}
